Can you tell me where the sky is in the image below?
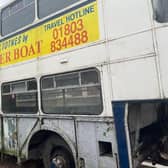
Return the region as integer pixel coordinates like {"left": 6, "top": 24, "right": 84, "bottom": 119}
{"left": 0, "top": 0, "right": 12, "bottom": 7}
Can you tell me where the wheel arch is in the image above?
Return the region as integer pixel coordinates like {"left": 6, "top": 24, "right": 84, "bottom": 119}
{"left": 25, "top": 128, "right": 77, "bottom": 165}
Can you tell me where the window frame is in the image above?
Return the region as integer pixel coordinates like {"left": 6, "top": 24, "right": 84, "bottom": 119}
{"left": 1, "top": 78, "right": 38, "bottom": 114}
{"left": 1, "top": 0, "right": 35, "bottom": 36}
{"left": 0, "top": 0, "right": 91, "bottom": 37}
{"left": 40, "top": 68, "right": 103, "bottom": 115}
{"left": 37, "top": 0, "right": 89, "bottom": 19}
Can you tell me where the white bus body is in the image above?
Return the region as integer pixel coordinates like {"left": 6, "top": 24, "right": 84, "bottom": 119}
{"left": 0, "top": 0, "right": 168, "bottom": 168}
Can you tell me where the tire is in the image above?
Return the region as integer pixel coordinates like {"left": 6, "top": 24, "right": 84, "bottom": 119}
{"left": 1, "top": 159, "right": 41, "bottom": 168}
{"left": 21, "top": 160, "right": 40, "bottom": 168}
{"left": 50, "top": 148, "right": 71, "bottom": 168}
{"left": 42, "top": 136, "right": 75, "bottom": 168}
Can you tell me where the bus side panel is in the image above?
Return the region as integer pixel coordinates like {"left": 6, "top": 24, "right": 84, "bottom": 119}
{"left": 0, "top": 62, "right": 38, "bottom": 82}
{"left": 155, "top": 27, "right": 168, "bottom": 98}
{"left": 3, "top": 118, "right": 17, "bottom": 155}
{"left": 76, "top": 118, "right": 116, "bottom": 168}
{"left": 38, "top": 44, "right": 107, "bottom": 75}
{"left": 3, "top": 117, "right": 39, "bottom": 158}
{"left": 108, "top": 31, "right": 154, "bottom": 62}
{"left": 110, "top": 57, "right": 160, "bottom": 100}
{"left": 18, "top": 117, "right": 39, "bottom": 158}
{"left": 42, "top": 118, "right": 76, "bottom": 146}
{"left": 104, "top": 0, "right": 152, "bottom": 40}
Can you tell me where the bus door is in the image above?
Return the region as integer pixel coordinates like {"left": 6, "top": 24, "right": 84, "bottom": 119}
{"left": 113, "top": 100, "right": 168, "bottom": 168}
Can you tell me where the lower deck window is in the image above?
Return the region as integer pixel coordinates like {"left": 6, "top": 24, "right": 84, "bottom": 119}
{"left": 41, "top": 69, "right": 103, "bottom": 115}
{"left": 2, "top": 79, "right": 38, "bottom": 113}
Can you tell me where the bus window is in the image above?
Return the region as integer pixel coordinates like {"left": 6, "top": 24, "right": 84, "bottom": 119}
{"left": 38, "top": 0, "right": 79, "bottom": 18}
{"left": 2, "top": 84, "right": 10, "bottom": 93}
{"left": 12, "top": 81, "right": 26, "bottom": 92}
{"left": 81, "top": 70, "right": 99, "bottom": 84}
{"left": 55, "top": 73, "right": 79, "bottom": 87}
{"left": 2, "top": 79, "right": 38, "bottom": 114}
{"left": 41, "top": 77, "right": 54, "bottom": 89}
{"left": 1, "top": 0, "right": 35, "bottom": 36}
{"left": 152, "top": 0, "right": 168, "bottom": 23}
{"left": 27, "top": 80, "right": 37, "bottom": 90}
{"left": 41, "top": 69, "right": 103, "bottom": 115}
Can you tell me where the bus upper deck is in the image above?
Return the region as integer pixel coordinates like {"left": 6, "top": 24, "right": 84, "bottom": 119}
{"left": 0, "top": 1, "right": 167, "bottom": 168}
{"left": 0, "top": 0, "right": 167, "bottom": 101}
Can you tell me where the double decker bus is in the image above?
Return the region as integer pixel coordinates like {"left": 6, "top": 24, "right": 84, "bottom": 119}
{"left": 1, "top": 0, "right": 168, "bottom": 168}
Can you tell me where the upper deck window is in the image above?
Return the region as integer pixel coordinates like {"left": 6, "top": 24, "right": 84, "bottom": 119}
{"left": 1, "top": 0, "right": 35, "bottom": 36}
{"left": 2, "top": 79, "right": 38, "bottom": 114}
{"left": 38, "top": 0, "right": 79, "bottom": 18}
{"left": 152, "top": 0, "right": 168, "bottom": 23}
{"left": 41, "top": 69, "right": 103, "bottom": 115}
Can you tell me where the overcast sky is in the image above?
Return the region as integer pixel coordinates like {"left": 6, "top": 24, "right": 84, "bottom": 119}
{"left": 0, "top": 0, "right": 12, "bottom": 7}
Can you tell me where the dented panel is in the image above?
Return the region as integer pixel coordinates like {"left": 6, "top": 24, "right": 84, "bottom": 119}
{"left": 76, "top": 117, "right": 116, "bottom": 168}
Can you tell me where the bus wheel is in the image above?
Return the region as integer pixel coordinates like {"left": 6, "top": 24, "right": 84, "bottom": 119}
{"left": 50, "top": 148, "right": 71, "bottom": 168}
{"left": 41, "top": 135, "right": 75, "bottom": 168}
{"left": 43, "top": 147, "right": 74, "bottom": 168}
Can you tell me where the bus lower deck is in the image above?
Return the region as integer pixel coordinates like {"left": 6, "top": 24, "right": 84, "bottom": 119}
{"left": 128, "top": 101, "right": 168, "bottom": 168}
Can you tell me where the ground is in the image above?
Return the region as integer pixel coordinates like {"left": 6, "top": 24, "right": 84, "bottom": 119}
{"left": 0, "top": 158, "right": 42, "bottom": 168}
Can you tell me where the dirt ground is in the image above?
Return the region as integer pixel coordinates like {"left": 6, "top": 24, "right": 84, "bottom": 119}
{"left": 0, "top": 159, "right": 18, "bottom": 168}
{"left": 0, "top": 159, "right": 43, "bottom": 168}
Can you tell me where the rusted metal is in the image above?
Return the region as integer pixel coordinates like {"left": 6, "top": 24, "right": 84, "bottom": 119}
{"left": 1, "top": 117, "right": 4, "bottom": 161}
{"left": 19, "top": 118, "right": 39, "bottom": 156}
